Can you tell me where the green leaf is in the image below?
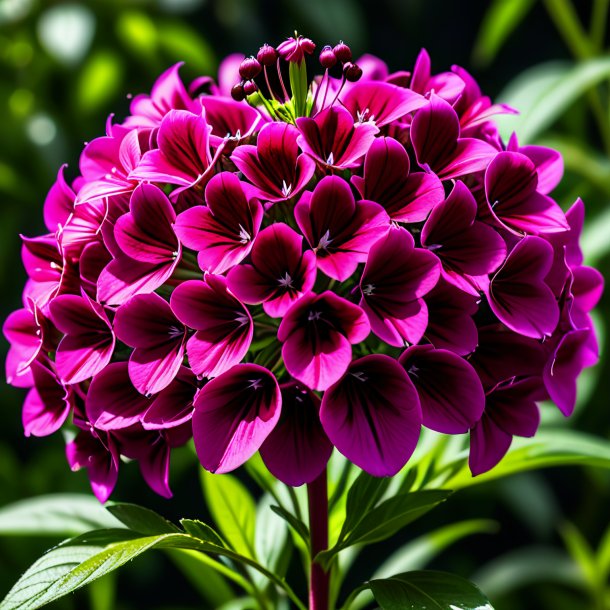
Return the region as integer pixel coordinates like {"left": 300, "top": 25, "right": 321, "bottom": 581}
{"left": 75, "top": 50, "right": 124, "bottom": 113}
{"left": 338, "top": 470, "right": 391, "bottom": 543}
{"left": 0, "top": 494, "right": 124, "bottom": 536}
{"left": 497, "top": 57, "right": 610, "bottom": 142}
{"left": 270, "top": 504, "right": 310, "bottom": 550}
{"left": 373, "top": 520, "right": 498, "bottom": 579}
{"left": 560, "top": 522, "right": 601, "bottom": 594}
{"left": 157, "top": 21, "right": 215, "bottom": 74}
{"left": 106, "top": 503, "right": 180, "bottom": 535}
{"left": 317, "top": 490, "right": 450, "bottom": 569}
{"left": 200, "top": 469, "right": 257, "bottom": 558}
{"left": 255, "top": 495, "right": 292, "bottom": 587}
{"left": 472, "top": 0, "right": 536, "bottom": 67}
{"left": 596, "top": 522, "right": 610, "bottom": 579}
{"left": 180, "top": 519, "right": 226, "bottom": 547}
{"left": 368, "top": 570, "right": 494, "bottom": 610}
{"left": 473, "top": 547, "right": 584, "bottom": 597}
{"left": 437, "top": 430, "right": 610, "bottom": 490}
{"left": 166, "top": 549, "right": 235, "bottom": 606}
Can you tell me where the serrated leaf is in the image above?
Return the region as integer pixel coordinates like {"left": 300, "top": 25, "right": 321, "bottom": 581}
{"left": 106, "top": 503, "right": 180, "bottom": 535}
{"left": 472, "top": 0, "right": 536, "bottom": 67}
{"left": 0, "top": 494, "right": 124, "bottom": 536}
{"left": 369, "top": 570, "right": 494, "bottom": 610}
{"left": 200, "top": 469, "right": 257, "bottom": 559}
{"left": 270, "top": 504, "right": 310, "bottom": 550}
{"left": 437, "top": 430, "right": 610, "bottom": 490}
{"left": 180, "top": 519, "right": 226, "bottom": 547}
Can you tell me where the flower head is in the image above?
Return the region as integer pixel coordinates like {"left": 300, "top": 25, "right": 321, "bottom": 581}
{"left": 3, "top": 36, "right": 601, "bottom": 499}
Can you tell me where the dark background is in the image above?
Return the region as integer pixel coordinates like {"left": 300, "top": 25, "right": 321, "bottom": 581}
{"left": 1, "top": 1, "right": 608, "bottom": 608}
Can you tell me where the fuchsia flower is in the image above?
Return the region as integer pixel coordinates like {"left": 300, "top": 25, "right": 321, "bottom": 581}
{"left": 359, "top": 227, "right": 440, "bottom": 347}
{"left": 278, "top": 291, "right": 369, "bottom": 391}
{"left": 170, "top": 275, "right": 253, "bottom": 379}
{"left": 4, "top": 38, "right": 602, "bottom": 499}
{"left": 174, "top": 171, "right": 263, "bottom": 274}
{"left": 227, "top": 223, "right": 317, "bottom": 317}
{"left": 231, "top": 122, "right": 316, "bottom": 203}
{"left": 295, "top": 175, "right": 389, "bottom": 281}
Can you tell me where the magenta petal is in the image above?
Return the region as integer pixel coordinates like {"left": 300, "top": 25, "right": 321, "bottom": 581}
{"left": 544, "top": 329, "right": 592, "bottom": 417}
{"left": 487, "top": 236, "right": 559, "bottom": 338}
{"left": 278, "top": 291, "right": 369, "bottom": 391}
{"left": 22, "top": 361, "right": 72, "bottom": 437}
{"left": 260, "top": 382, "right": 332, "bottom": 487}
{"left": 469, "top": 377, "right": 542, "bottom": 476}
{"left": 200, "top": 95, "right": 263, "bottom": 144}
{"left": 399, "top": 344, "right": 485, "bottom": 434}
{"left": 341, "top": 81, "right": 427, "bottom": 126}
{"left": 115, "top": 183, "right": 178, "bottom": 264}
{"left": 44, "top": 164, "right": 75, "bottom": 231}
{"left": 192, "top": 364, "right": 281, "bottom": 473}
{"left": 142, "top": 367, "right": 197, "bottom": 429}
{"left": 170, "top": 275, "right": 253, "bottom": 378}
{"left": 421, "top": 181, "right": 506, "bottom": 277}
{"left": 320, "top": 354, "right": 422, "bottom": 476}
{"left": 296, "top": 106, "right": 379, "bottom": 169}
{"left": 66, "top": 428, "right": 119, "bottom": 503}
{"left": 86, "top": 362, "right": 150, "bottom": 430}
{"left": 295, "top": 175, "right": 390, "bottom": 281}
{"left": 98, "top": 253, "right": 179, "bottom": 306}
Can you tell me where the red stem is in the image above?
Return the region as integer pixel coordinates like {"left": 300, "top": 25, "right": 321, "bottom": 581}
{"left": 307, "top": 468, "right": 329, "bottom": 610}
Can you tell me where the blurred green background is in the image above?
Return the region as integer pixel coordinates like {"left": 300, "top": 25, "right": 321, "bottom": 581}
{"left": 1, "top": 0, "right": 609, "bottom": 608}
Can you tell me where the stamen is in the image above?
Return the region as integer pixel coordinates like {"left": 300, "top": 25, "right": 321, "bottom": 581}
{"left": 351, "top": 371, "right": 367, "bottom": 382}
{"left": 308, "top": 310, "right": 322, "bottom": 321}
{"left": 281, "top": 180, "right": 293, "bottom": 198}
{"left": 362, "top": 283, "right": 375, "bottom": 296}
{"left": 326, "top": 152, "right": 335, "bottom": 165}
{"left": 317, "top": 229, "right": 333, "bottom": 251}
{"left": 238, "top": 223, "right": 251, "bottom": 244}
{"left": 278, "top": 272, "right": 294, "bottom": 289}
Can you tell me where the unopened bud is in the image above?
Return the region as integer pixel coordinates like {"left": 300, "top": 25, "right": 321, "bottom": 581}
{"left": 333, "top": 41, "right": 352, "bottom": 63}
{"left": 243, "top": 80, "right": 258, "bottom": 96}
{"left": 239, "top": 56, "right": 262, "bottom": 80}
{"left": 231, "top": 82, "right": 246, "bottom": 101}
{"left": 319, "top": 45, "right": 337, "bottom": 69}
{"left": 257, "top": 44, "right": 278, "bottom": 66}
{"left": 344, "top": 62, "right": 363, "bottom": 82}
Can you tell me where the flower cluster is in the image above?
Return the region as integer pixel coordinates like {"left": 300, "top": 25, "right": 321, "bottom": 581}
{"left": 4, "top": 36, "right": 602, "bottom": 502}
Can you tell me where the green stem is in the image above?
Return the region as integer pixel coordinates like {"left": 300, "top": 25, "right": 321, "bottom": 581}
{"left": 590, "top": 0, "right": 610, "bottom": 51}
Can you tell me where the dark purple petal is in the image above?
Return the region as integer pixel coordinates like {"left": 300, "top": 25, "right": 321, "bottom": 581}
{"left": 320, "top": 354, "right": 422, "bottom": 476}
{"left": 192, "top": 364, "right": 281, "bottom": 473}
{"left": 486, "top": 236, "right": 559, "bottom": 338}
{"left": 260, "top": 382, "right": 332, "bottom": 486}
{"left": 86, "top": 362, "right": 150, "bottom": 430}
{"left": 399, "top": 344, "right": 485, "bottom": 433}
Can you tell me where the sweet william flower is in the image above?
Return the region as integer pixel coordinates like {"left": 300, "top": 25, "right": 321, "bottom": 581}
{"left": 3, "top": 36, "right": 602, "bottom": 501}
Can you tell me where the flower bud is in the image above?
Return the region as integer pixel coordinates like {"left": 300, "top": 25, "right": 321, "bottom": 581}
{"left": 231, "top": 82, "right": 246, "bottom": 101}
{"left": 243, "top": 80, "right": 258, "bottom": 96}
{"left": 319, "top": 45, "right": 337, "bottom": 69}
{"left": 333, "top": 41, "right": 352, "bottom": 63}
{"left": 239, "top": 56, "right": 262, "bottom": 80}
{"left": 257, "top": 44, "right": 278, "bottom": 66}
{"left": 344, "top": 62, "right": 363, "bottom": 82}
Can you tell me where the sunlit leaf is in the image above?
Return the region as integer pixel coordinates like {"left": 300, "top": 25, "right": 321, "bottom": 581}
{"left": 472, "top": 0, "right": 536, "bottom": 67}
{"left": 497, "top": 57, "right": 610, "bottom": 142}
{"left": 157, "top": 22, "right": 216, "bottom": 74}
{"left": 106, "top": 503, "right": 180, "bottom": 535}
{"left": 115, "top": 11, "right": 158, "bottom": 60}
{"left": 200, "top": 469, "right": 257, "bottom": 559}
{"left": 76, "top": 50, "right": 124, "bottom": 113}
{"left": 436, "top": 430, "right": 610, "bottom": 490}
{"left": 560, "top": 522, "right": 601, "bottom": 594}
{"left": 0, "top": 494, "right": 123, "bottom": 536}
{"left": 368, "top": 570, "right": 494, "bottom": 610}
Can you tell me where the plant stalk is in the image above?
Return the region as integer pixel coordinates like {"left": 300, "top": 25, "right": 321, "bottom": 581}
{"left": 308, "top": 468, "right": 329, "bottom": 610}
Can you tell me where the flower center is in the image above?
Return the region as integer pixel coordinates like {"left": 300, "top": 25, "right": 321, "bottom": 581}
{"left": 317, "top": 229, "right": 333, "bottom": 251}
{"left": 362, "top": 283, "right": 375, "bottom": 296}
{"left": 308, "top": 310, "right": 322, "bottom": 321}
{"left": 238, "top": 224, "right": 251, "bottom": 244}
{"left": 278, "top": 272, "right": 295, "bottom": 289}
